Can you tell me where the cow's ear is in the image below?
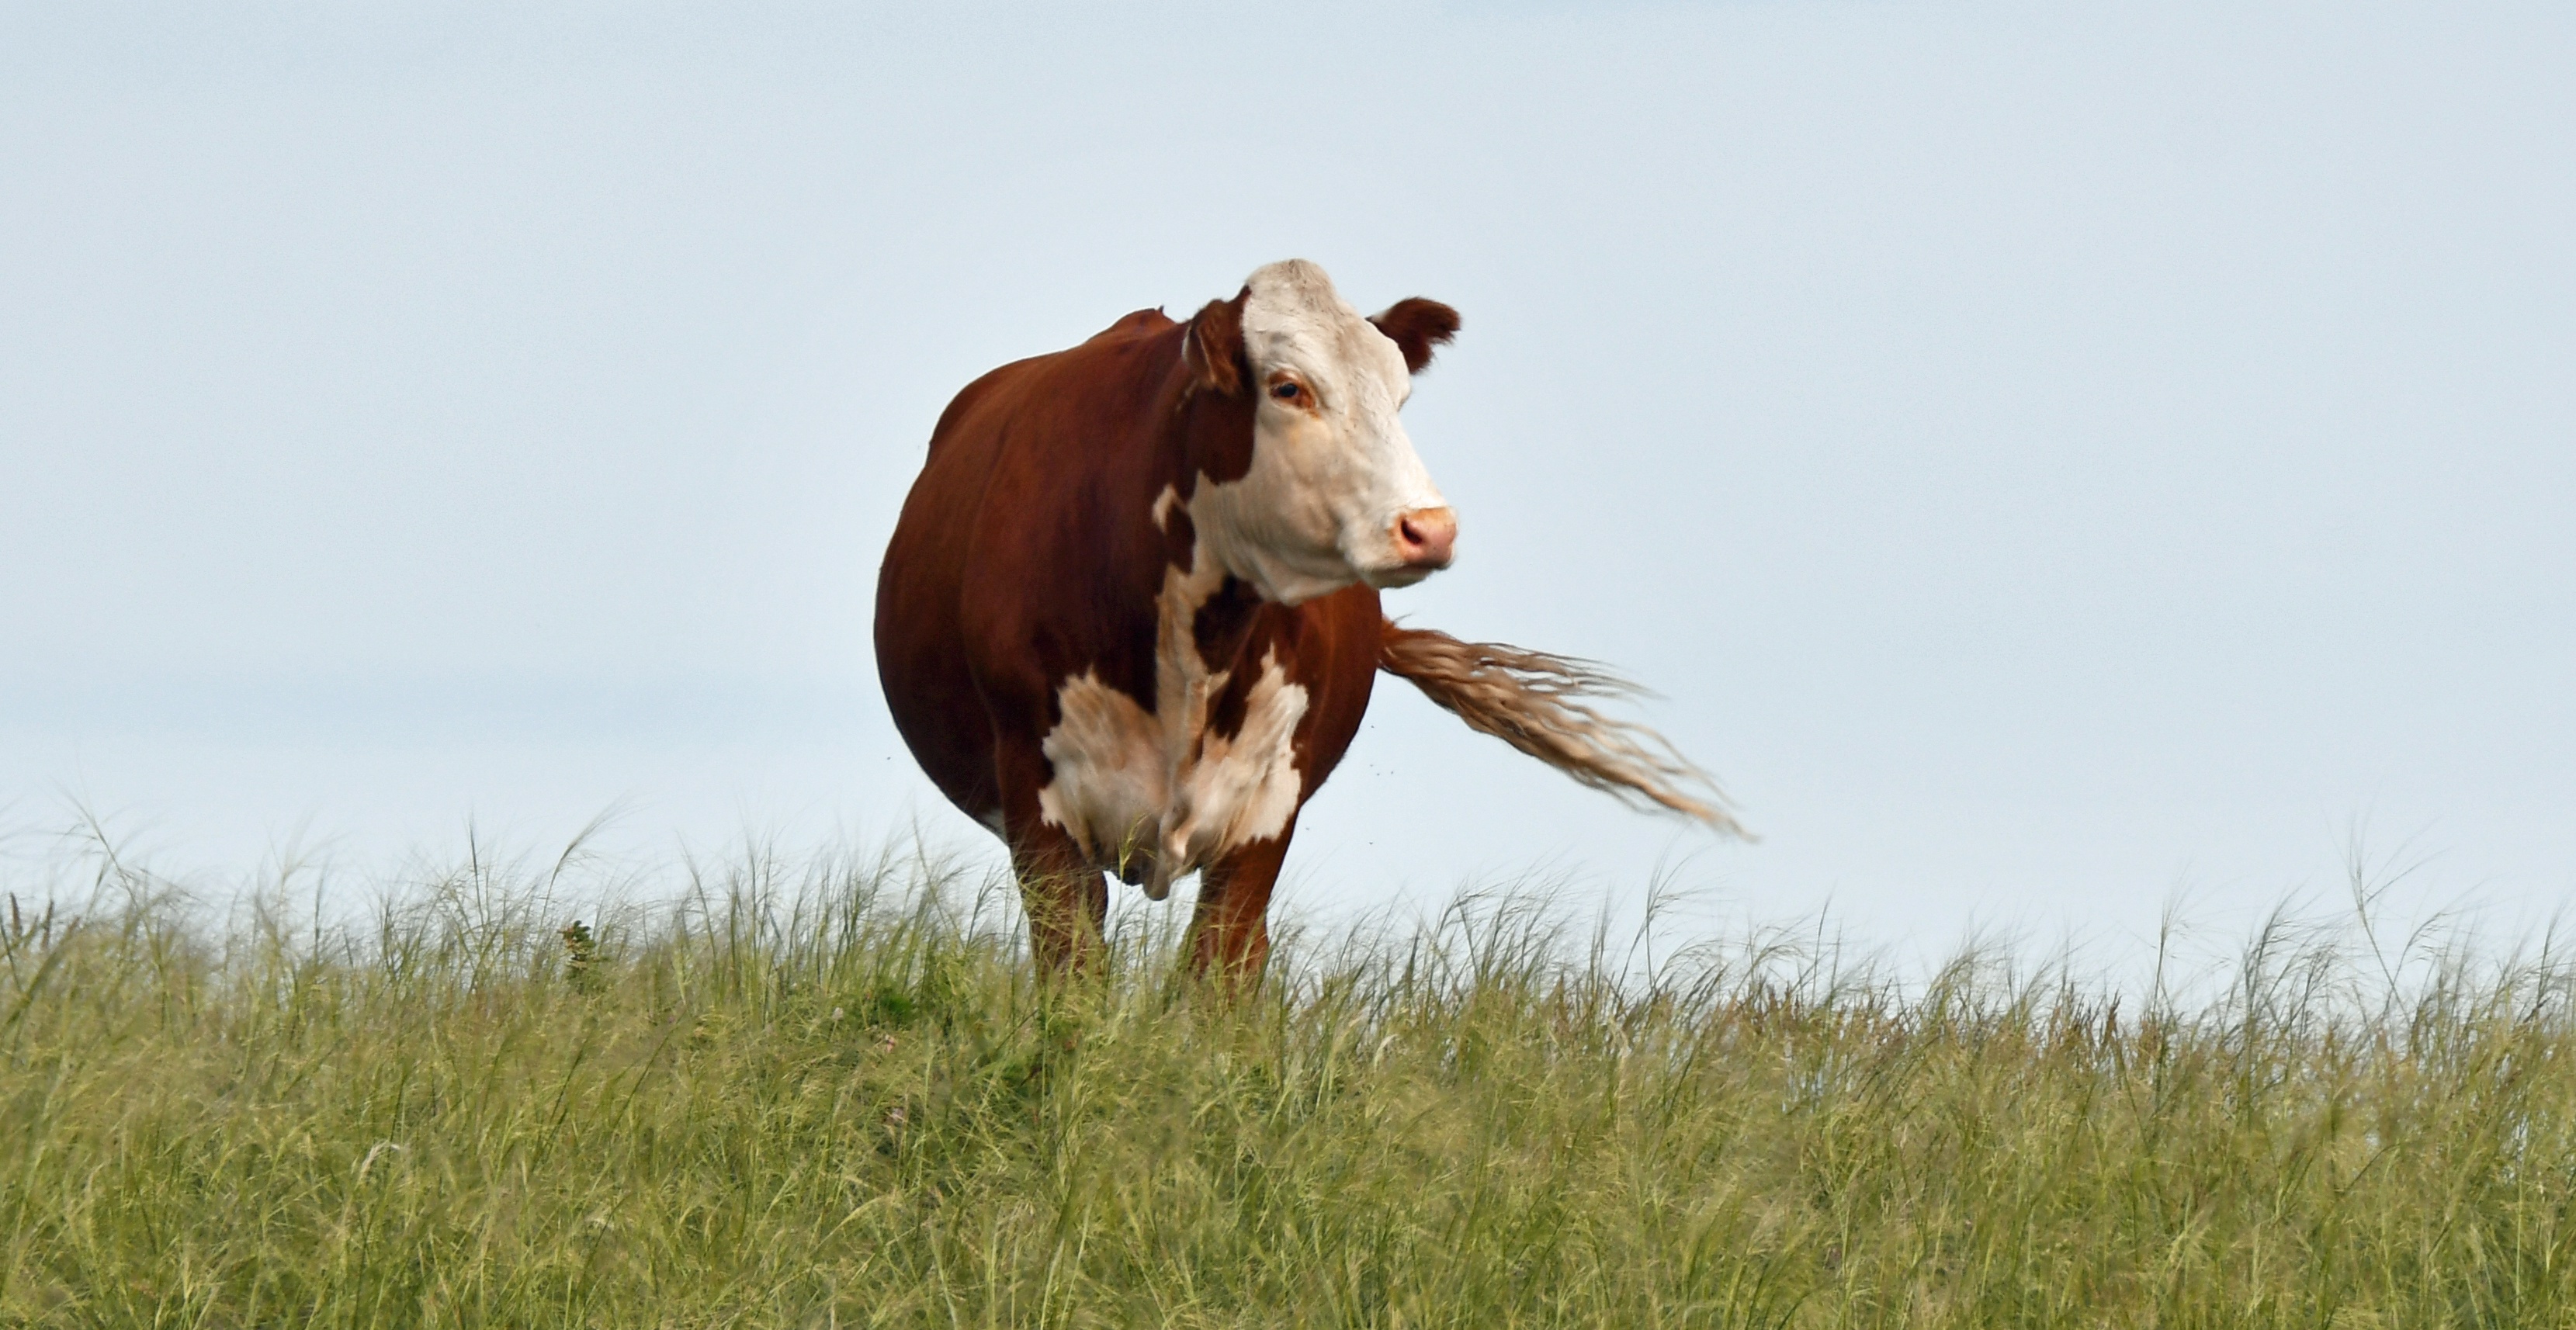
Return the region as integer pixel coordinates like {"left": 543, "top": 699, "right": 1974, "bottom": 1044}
{"left": 1184, "top": 292, "right": 1248, "bottom": 396}
{"left": 1370, "top": 298, "right": 1461, "bottom": 374}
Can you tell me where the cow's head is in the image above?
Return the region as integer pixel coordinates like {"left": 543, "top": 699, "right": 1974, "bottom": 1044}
{"left": 1179, "top": 259, "right": 1461, "bottom": 605}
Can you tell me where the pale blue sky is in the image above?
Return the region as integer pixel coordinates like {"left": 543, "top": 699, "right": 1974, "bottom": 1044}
{"left": 5, "top": 2, "right": 2571, "bottom": 953}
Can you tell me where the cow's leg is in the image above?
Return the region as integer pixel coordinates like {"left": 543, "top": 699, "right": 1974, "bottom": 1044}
{"left": 1184, "top": 819, "right": 1297, "bottom": 981}
{"left": 993, "top": 736, "right": 1106, "bottom": 974}
{"left": 1018, "top": 848, "right": 1108, "bottom": 975}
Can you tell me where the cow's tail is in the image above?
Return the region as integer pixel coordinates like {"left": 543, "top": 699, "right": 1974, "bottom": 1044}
{"left": 1377, "top": 620, "right": 1750, "bottom": 838}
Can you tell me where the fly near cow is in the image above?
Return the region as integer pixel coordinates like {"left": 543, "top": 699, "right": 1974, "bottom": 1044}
{"left": 875, "top": 260, "right": 1743, "bottom": 975}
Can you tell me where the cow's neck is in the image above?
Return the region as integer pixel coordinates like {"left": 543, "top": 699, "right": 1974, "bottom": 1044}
{"left": 1147, "top": 477, "right": 1269, "bottom": 675}
{"left": 1184, "top": 573, "right": 1264, "bottom": 671}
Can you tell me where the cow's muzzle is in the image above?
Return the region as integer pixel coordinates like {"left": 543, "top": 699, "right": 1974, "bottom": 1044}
{"left": 1392, "top": 506, "right": 1458, "bottom": 571}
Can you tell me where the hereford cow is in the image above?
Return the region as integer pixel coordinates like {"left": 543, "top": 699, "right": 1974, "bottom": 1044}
{"left": 876, "top": 259, "right": 1742, "bottom": 975}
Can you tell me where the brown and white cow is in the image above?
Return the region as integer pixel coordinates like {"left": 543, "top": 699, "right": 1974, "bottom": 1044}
{"left": 876, "top": 260, "right": 1741, "bottom": 975}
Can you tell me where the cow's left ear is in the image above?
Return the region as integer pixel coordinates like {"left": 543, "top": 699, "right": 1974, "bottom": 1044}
{"left": 1183, "top": 291, "right": 1249, "bottom": 396}
{"left": 1370, "top": 298, "right": 1461, "bottom": 374}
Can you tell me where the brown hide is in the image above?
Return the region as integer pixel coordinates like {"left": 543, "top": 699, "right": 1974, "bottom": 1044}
{"left": 875, "top": 305, "right": 1382, "bottom": 975}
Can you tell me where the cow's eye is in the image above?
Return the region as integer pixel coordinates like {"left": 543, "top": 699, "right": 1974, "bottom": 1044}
{"left": 1271, "top": 380, "right": 1302, "bottom": 401}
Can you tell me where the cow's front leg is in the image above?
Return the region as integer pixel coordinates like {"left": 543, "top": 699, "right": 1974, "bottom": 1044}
{"left": 994, "top": 734, "right": 1107, "bottom": 974}
{"left": 1184, "top": 817, "right": 1298, "bottom": 982}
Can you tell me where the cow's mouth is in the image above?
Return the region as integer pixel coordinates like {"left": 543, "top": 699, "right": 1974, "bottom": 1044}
{"left": 1363, "top": 561, "right": 1445, "bottom": 591}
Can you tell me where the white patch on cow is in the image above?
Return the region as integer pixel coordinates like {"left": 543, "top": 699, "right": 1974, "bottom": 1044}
{"left": 1188, "top": 259, "right": 1450, "bottom": 604}
{"left": 1149, "top": 483, "right": 1179, "bottom": 533}
{"left": 1034, "top": 672, "right": 1165, "bottom": 864}
{"left": 1162, "top": 650, "right": 1307, "bottom": 875}
{"left": 1035, "top": 544, "right": 1309, "bottom": 899}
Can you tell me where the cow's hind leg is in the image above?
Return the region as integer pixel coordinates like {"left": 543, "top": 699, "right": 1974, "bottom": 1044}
{"left": 1184, "top": 819, "right": 1298, "bottom": 981}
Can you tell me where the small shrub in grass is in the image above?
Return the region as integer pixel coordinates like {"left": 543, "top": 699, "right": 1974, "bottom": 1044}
{"left": 4, "top": 842, "right": 2575, "bottom": 1327}
{"left": 557, "top": 920, "right": 608, "bottom": 995}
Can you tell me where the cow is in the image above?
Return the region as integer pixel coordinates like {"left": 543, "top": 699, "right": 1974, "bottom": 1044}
{"left": 875, "top": 259, "right": 1742, "bottom": 977}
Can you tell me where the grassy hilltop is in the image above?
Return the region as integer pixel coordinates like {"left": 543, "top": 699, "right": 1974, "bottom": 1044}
{"left": 5, "top": 840, "right": 2575, "bottom": 1328}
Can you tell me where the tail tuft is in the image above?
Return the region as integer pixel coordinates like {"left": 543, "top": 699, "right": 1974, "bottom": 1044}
{"left": 1377, "top": 621, "right": 1750, "bottom": 838}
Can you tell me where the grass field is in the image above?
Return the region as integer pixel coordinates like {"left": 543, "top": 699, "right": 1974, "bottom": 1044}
{"left": 5, "top": 834, "right": 2574, "bottom": 1327}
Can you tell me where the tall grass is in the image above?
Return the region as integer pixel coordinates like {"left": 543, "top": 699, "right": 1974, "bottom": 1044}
{"left": 5, "top": 833, "right": 2575, "bottom": 1327}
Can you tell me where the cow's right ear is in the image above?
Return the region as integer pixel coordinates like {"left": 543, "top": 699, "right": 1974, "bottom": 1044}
{"left": 1183, "top": 292, "right": 1248, "bottom": 397}
{"left": 1370, "top": 298, "right": 1461, "bottom": 374}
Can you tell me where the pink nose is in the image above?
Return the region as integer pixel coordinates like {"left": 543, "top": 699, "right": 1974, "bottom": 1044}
{"left": 1392, "top": 506, "right": 1458, "bottom": 569}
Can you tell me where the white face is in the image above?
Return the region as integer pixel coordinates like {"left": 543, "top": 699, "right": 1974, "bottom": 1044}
{"left": 1189, "top": 260, "right": 1452, "bottom": 605}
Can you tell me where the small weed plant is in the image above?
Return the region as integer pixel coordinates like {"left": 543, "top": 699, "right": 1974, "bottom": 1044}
{"left": 5, "top": 833, "right": 2574, "bottom": 1326}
